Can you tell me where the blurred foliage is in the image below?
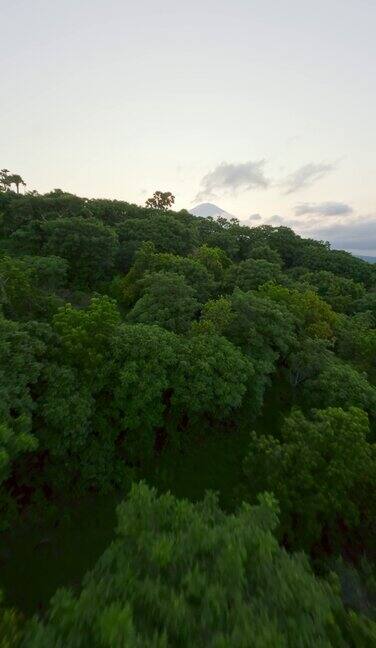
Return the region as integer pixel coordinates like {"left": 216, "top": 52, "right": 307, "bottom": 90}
{"left": 0, "top": 189, "right": 376, "bottom": 640}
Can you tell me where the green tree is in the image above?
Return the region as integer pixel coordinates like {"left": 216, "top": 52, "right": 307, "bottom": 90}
{"left": 352, "top": 292, "right": 376, "bottom": 324}
{"left": 0, "top": 169, "right": 11, "bottom": 192}
{"left": 1, "top": 190, "right": 91, "bottom": 237}
{"left": 248, "top": 243, "right": 283, "bottom": 266}
{"left": 115, "top": 214, "right": 198, "bottom": 271}
{"left": 120, "top": 243, "right": 217, "bottom": 307}
{"left": 297, "top": 243, "right": 375, "bottom": 286}
{"left": 226, "top": 289, "right": 297, "bottom": 364}
{"left": 299, "top": 270, "right": 365, "bottom": 313}
{"left": 256, "top": 225, "right": 303, "bottom": 267}
{"left": 260, "top": 283, "right": 338, "bottom": 340}
{"left": 193, "top": 244, "right": 231, "bottom": 280}
{"left": 126, "top": 271, "right": 200, "bottom": 334}
{"left": 173, "top": 333, "right": 253, "bottom": 420}
{"left": 0, "top": 316, "right": 44, "bottom": 525}
{"left": 197, "top": 290, "right": 297, "bottom": 415}
{"left": 12, "top": 218, "right": 118, "bottom": 286}
{"left": 197, "top": 296, "right": 235, "bottom": 335}
{"left": 52, "top": 296, "right": 121, "bottom": 387}
{"left": 111, "top": 324, "right": 180, "bottom": 460}
{"left": 24, "top": 482, "right": 373, "bottom": 647}
{"left": 243, "top": 407, "right": 376, "bottom": 555}
{"left": 0, "top": 256, "right": 37, "bottom": 320}
{"left": 334, "top": 313, "right": 376, "bottom": 375}
{"left": 19, "top": 255, "right": 68, "bottom": 290}
{"left": 38, "top": 299, "right": 123, "bottom": 489}
{"left": 39, "top": 364, "right": 94, "bottom": 459}
{"left": 0, "top": 316, "right": 44, "bottom": 445}
{"left": 149, "top": 252, "right": 217, "bottom": 303}
{"left": 43, "top": 218, "right": 118, "bottom": 286}
{"left": 194, "top": 219, "right": 241, "bottom": 259}
{"left": 223, "top": 257, "right": 283, "bottom": 293}
{"left": 288, "top": 338, "right": 333, "bottom": 388}
{"left": 0, "top": 255, "right": 65, "bottom": 321}
{"left": 145, "top": 190, "right": 175, "bottom": 210}
{"left": 302, "top": 360, "right": 376, "bottom": 419}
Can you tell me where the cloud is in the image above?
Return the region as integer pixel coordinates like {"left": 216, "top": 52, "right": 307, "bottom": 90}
{"left": 282, "top": 162, "right": 335, "bottom": 194}
{"left": 294, "top": 201, "right": 353, "bottom": 217}
{"left": 266, "top": 214, "right": 285, "bottom": 225}
{"left": 307, "top": 215, "right": 376, "bottom": 253}
{"left": 195, "top": 160, "right": 269, "bottom": 201}
{"left": 242, "top": 213, "right": 263, "bottom": 226}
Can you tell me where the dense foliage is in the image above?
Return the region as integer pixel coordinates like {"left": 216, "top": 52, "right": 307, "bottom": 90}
{"left": 1, "top": 188, "right": 376, "bottom": 643}
{"left": 22, "top": 483, "right": 376, "bottom": 647}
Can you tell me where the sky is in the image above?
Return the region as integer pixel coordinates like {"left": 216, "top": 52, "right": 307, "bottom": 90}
{"left": 2, "top": 0, "right": 376, "bottom": 254}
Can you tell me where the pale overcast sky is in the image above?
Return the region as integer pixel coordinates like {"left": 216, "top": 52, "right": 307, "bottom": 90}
{"left": 2, "top": 0, "right": 376, "bottom": 253}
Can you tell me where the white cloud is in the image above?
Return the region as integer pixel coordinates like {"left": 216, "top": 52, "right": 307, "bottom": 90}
{"left": 195, "top": 160, "right": 269, "bottom": 201}
{"left": 294, "top": 201, "right": 353, "bottom": 217}
{"left": 282, "top": 162, "right": 336, "bottom": 194}
{"left": 265, "top": 214, "right": 285, "bottom": 225}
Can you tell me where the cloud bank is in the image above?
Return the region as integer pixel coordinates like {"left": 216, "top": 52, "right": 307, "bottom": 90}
{"left": 294, "top": 201, "right": 353, "bottom": 217}
{"left": 307, "top": 215, "right": 376, "bottom": 253}
{"left": 196, "top": 160, "right": 269, "bottom": 201}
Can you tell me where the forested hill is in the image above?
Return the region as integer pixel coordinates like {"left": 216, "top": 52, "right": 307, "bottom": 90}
{"left": 1, "top": 189, "right": 376, "bottom": 644}
{"left": 358, "top": 255, "right": 376, "bottom": 263}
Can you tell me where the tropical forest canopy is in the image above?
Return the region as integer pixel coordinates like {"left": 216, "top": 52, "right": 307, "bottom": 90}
{"left": 1, "top": 187, "right": 376, "bottom": 644}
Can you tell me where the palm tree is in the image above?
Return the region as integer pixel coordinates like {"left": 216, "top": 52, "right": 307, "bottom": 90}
{"left": 9, "top": 174, "right": 26, "bottom": 194}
